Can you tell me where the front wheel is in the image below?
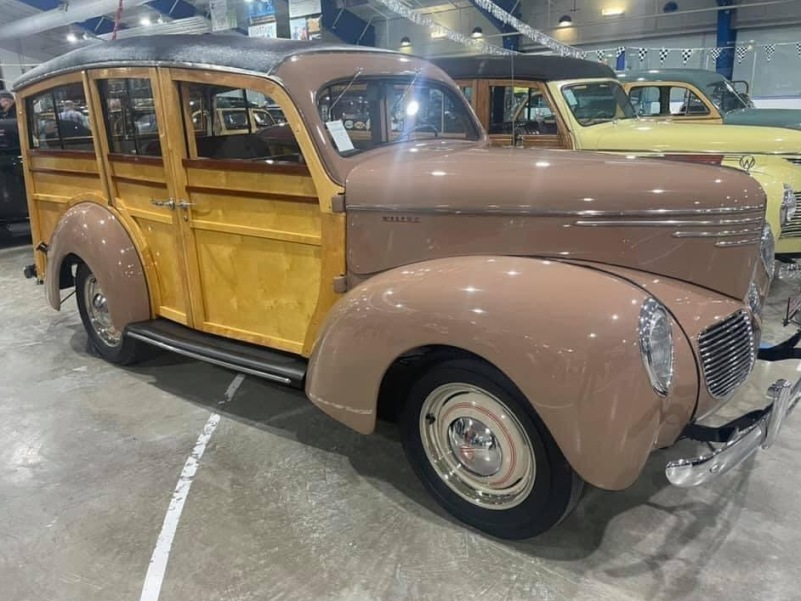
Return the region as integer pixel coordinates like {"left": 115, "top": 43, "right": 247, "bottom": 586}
{"left": 75, "top": 262, "right": 144, "bottom": 365}
{"left": 400, "top": 359, "right": 583, "bottom": 539}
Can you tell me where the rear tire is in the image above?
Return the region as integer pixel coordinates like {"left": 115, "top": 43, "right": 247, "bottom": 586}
{"left": 75, "top": 262, "right": 144, "bottom": 365}
{"left": 400, "top": 358, "right": 583, "bottom": 539}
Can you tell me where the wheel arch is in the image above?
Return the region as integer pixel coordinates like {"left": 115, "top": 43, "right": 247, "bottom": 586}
{"left": 305, "top": 255, "right": 696, "bottom": 490}
{"left": 44, "top": 202, "right": 151, "bottom": 331}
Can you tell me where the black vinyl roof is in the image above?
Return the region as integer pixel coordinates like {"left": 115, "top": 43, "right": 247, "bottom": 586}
{"left": 433, "top": 54, "right": 615, "bottom": 82}
{"left": 13, "top": 35, "right": 395, "bottom": 91}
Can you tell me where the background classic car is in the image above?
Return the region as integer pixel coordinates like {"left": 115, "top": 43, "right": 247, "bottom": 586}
{"left": 14, "top": 36, "right": 799, "bottom": 539}
{"left": 618, "top": 68, "right": 801, "bottom": 130}
{"left": 437, "top": 55, "right": 801, "bottom": 258}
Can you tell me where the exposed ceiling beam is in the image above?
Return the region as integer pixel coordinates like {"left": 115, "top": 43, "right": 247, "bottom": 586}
{"left": 11, "top": 0, "right": 127, "bottom": 36}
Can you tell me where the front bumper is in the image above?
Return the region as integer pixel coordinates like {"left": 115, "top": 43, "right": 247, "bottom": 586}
{"left": 665, "top": 333, "right": 800, "bottom": 487}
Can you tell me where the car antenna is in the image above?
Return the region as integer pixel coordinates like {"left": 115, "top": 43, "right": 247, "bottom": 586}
{"left": 329, "top": 67, "right": 364, "bottom": 114}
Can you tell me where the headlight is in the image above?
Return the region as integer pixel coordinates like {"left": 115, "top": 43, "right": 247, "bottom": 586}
{"left": 781, "top": 184, "right": 797, "bottom": 227}
{"left": 747, "top": 280, "right": 762, "bottom": 317}
{"left": 638, "top": 298, "right": 675, "bottom": 396}
{"left": 761, "top": 222, "right": 775, "bottom": 277}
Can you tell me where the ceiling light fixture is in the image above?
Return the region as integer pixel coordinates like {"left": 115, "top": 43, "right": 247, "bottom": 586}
{"left": 400, "top": 36, "right": 411, "bottom": 47}
{"left": 558, "top": 14, "right": 573, "bottom": 27}
{"left": 601, "top": 7, "right": 625, "bottom": 16}
{"left": 471, "top": 26, "right": 483, "bottom": 38}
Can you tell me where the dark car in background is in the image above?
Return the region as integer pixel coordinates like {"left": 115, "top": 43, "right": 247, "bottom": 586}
{"left": 0, "top": 117, "right": 29, "bottom": 237}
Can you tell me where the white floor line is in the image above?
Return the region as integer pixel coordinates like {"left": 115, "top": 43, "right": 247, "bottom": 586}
{"left": 139, "top": 373, "right": 246, "bottom": 601}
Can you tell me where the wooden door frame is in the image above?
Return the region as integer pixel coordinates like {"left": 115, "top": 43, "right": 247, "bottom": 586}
{"left": 157, "top": 68, "right": 346, "bottom": 356}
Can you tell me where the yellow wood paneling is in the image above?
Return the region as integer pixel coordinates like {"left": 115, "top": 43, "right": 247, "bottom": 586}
{"left": 194, "top": 228, "right": 321, "bottom": 352}
{"left": 133, "top": 218, "right": 187, "bottom": 320}
{"left": 184, "top": 167, "right": 317, "bottom": 198}
{"left": 29, "top": 154, "right": 99, "bottom": 174}
{"left": 36, "top": 201, "right": 69, "bottom": 247}
{"left": 186, "top": 190, "right": 320, "bottom": 238}
{"left": 110, "top": 160, "right": 169, "bottom": 183}
{"left": 33, "top": 171, "right": 103, "bottom": 199}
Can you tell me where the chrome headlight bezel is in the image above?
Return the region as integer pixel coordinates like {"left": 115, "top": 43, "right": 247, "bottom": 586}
{"left": 760, "top": 222, "right": 775, "bottom": 278}
{"left": 781, "top": 184, "right": 797, "bottom": 227}
{"left": 747, "top": 280, "right": 762, "bottom": 318}
{"left": 638, "top": 298, "right": 675, "bottom": 397}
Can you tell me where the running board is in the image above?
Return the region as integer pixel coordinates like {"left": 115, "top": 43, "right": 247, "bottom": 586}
{"left": 126, "top": 319, "right": 307, "bottom": 388}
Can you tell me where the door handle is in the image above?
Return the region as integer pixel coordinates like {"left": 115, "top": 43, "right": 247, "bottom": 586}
{"left": 151, "top": 198, "right": 175, "bottom": 209}
{"left": 177, "top": 200, "right": 196, "bottom": 209}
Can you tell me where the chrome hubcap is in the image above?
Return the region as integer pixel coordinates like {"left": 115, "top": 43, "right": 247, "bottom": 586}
{"left": 420, "top": 383, "right": 536, "bottom": 510}
{"left": 83, "top": 274, "right": 121, "bottom": 347}
{"left": 447, "top": 417, "right": 503, "bottom": 477}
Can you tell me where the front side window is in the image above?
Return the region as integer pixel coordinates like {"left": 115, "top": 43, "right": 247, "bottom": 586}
{"left": 706, "top": 81, "right": 750, "bottom": 113}
{"left": 488, "top": 85, "right": 559, "bottom": 135}
{"left": 318, "top": 77, "right": 480, "bottom": 156}
{"left": 27, "top": 82, "right": 93, "bottom": 151}
{"left": 629, "top": 86, "right": 663, "bottom": 116}
{"left": 669, "top": 86, "right": 710, "bottom": 116}
{"left": 183, "top": 83, "right": 298, "bottom": 163}
{"left": 561, "top": 81, "right": 636, "bottom": 126}
{"left": 98, "top": 78, "right": 161, "bottom": 156}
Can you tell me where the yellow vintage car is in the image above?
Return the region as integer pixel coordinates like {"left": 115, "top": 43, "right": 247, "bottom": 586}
{"left": 437, "top": 56, "right": 801, "bottom": 258}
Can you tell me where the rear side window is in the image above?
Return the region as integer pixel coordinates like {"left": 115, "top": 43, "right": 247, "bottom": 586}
{"left": 98, "top": 78, "right": 162, "bottom": 157}
{"left": 27, "top": 82, "right": 94, "bottom": 151}
{"left": 182, "top": 82, "right": 300, "bottom": 164}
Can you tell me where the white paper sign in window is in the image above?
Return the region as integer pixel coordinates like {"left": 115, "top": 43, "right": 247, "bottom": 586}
{"left": 325, "top": 120, "right": 355, "bottom": 152}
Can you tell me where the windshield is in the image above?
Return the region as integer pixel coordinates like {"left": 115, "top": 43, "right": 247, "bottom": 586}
{"left": 561, "top": 81, "right": 637, "bottom": 126}
{"left": 318, "top": 76, "right": 480, "bottom": 156}
{"left": 706, "top": 81, "right": 751, "bottom": 113}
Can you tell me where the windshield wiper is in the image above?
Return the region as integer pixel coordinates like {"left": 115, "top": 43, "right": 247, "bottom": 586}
{"left": 391, "top": 68, "right": 423, "bottom": 116}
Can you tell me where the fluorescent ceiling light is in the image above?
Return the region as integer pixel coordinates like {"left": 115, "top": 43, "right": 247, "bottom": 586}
{"left": 602, "top": 7, "right": 625, "bottom": 16}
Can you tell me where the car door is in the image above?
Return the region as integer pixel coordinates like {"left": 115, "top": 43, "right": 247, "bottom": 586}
{"left": 155, "top": 68, "right": 342, "bottom": 357}
{"left": 88, "top": 68, "right": 193, "bottom": 325}
{"left": 484, "top": 81, "right": 571, "bottom": 149}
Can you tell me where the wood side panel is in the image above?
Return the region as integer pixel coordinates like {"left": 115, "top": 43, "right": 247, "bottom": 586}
{"left": 29, "top": 154, "right": 99, "bottom": 174}
{"left": 184, "top": 167, "right": 317, "bottom": 198}
{"left": 194, "top": 228, "right": 322, "bottom": 352}
{"left": 185, "top": 190, "right": 321, "bottom": 236}
{"left": 109, "top": 159, "right": 169, "bottom": 184}
{"left": 33, "top": 172, "right": 104, "bottom": 199}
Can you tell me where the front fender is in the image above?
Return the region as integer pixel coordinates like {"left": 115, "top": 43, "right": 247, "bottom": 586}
{"left": 306, "top": 256, "right": 698, "bottom": 490}
{"left": 45, "top": 202, "right": 150, "bottom": 331}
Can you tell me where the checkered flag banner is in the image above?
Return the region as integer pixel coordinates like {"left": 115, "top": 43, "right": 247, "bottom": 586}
{"left": 797, "top": 42, "right": 801, "bottom": 57}
{"left": 765, "top": 44, "right": 776, "bottom": 62}
{"left": 616, "top": 46, "right": 626, "bottom": 58}
{"left": 658, "top": 48, "right": 670, "bottom": 64}
{"left": 708, "top": 47, "right": 722, "bottom": 60}
{"left": 596, "top": 49, "right": 606, "bottom": 61}
{"left": 736, "top": 45, "right": 749, "bottom": 63}
{"left": 577, "top": 50, "right": 587, "bottom": 59}
{"left": 637, "top": 47, "right": 648, "bottom": 62}
{"left": 681, "top": 48, "right": 694, "bottom": 64}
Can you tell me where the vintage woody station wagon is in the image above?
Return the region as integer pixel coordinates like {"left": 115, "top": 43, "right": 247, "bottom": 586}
{"left": 14, "top": 36, "right": 801, "bottom": 539}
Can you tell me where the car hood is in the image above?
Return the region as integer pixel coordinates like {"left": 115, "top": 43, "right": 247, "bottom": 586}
{"left": 344, "top": 141, "right": 766, "bottom": 300}
{"left": 580, "top": 118, "right": 801, "bottom": 155}
{"left": 723, "top": 108, "right": 801, "bottom": 131}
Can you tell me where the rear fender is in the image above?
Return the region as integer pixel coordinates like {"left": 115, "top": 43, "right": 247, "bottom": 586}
{"left": 306, "top": 256, "right": 698, "bottom": 490}
{"left": 45, "top": 202, "right": 150, "bottom": 331}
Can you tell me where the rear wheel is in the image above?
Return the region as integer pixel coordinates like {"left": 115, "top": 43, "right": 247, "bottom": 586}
{"left": 400, "top": 359, "right": 583, "bottom": 539}
{"left": 75, "top": 263, "right": 144, "bottom": 365}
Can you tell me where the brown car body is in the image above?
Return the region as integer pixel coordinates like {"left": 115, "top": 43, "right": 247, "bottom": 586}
{"left": 13, "top": 36, "right": 786, "bottom": 537}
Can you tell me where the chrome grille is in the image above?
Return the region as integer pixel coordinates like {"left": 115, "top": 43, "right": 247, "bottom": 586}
{"left": 780, "top": 192, "right": 801, "bottom": 238}
{"left": 698, "top": 310, "right": 755, "bottom": 399}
